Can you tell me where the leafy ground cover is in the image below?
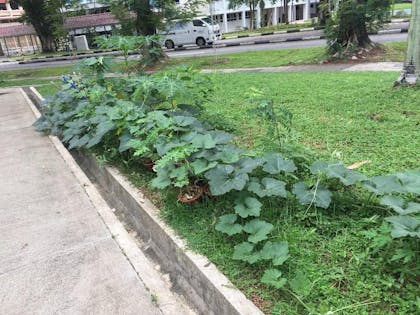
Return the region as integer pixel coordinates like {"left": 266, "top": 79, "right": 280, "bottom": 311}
{"left": 35, "top": 64, "right": 419, "bottom": 315}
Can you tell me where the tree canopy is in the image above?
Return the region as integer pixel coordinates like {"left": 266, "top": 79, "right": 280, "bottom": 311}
{"left": 18, "top": 0, "right": 66, "bottom": 52}
{"left": 106, "top": 0, "right": 204, "bottom": 35}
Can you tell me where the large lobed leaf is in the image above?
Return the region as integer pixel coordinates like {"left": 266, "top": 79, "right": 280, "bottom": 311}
{"left": 292, "top": 181, "right": 332, "bottom": 209}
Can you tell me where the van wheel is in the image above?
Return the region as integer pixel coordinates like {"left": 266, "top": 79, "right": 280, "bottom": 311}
{"left": 196, "top": 37, "right": 206, "bottom": 47}
{"left": 165, "top": 40, "right": 174, "bottom": 49}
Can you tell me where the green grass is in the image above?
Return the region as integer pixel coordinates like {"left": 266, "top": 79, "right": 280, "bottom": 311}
{"left": 0, "top": 78, "right": 60, "bottom": 88}
{"left": 36, "top": 70, "right": 419, "bottom": 314}
{"left": 207, "top": 71, "right": 419, "bottom": 175}
{"left": 169, "top": 42, "right": 407, "bottom": 69}
{"left": 392, "top": 2, "right": 412, "bottom": 10}
{"left": 1, "top": 65, "right": 73, "bottom": 80}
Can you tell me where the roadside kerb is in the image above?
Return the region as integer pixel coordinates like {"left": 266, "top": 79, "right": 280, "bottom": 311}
{"left": 24, "top": 88, "right": 263, "bottom": 315}
{"left": 221, "top": 20, "right": 408, "bottom": 40}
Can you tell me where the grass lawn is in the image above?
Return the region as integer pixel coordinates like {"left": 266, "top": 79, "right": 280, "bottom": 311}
{"left": 392, "top": 2, "right": 412, "bottom": 10}
{"left": 82, "top": 71, "right": 417, "bottom": 314}
{"left": 0, "top": 65, "right": 73, "bottom": 81}
{"left": 168, "top": 42, "right": 407, "bottom": 69}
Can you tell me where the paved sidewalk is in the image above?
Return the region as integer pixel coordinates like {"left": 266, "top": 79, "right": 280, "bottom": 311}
{"left": 201, "top": 62, "right": 404, "bottom": 73}
{"left": 0, "top": 88, "right": 189, "bottom": 314}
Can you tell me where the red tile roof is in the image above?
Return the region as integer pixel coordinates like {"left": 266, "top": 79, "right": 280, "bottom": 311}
{"left": 0, "top": 24, "right": 34, "bottom": 37}
{"left": 0, "top": 13, "right": 119, "bottom": 37}
{"left": 64, "top": 12, "right": 118, "bottom": 29}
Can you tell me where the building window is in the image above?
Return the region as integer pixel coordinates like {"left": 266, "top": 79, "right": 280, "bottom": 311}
{"left": 10, "top": 0, "right": 19, "bottom": 10}
{"left": 245, "top": 11, "right": 251, "bottom": 19}
{"left": 0, "top": 3, "right": 7, "bottom": 10}
{"left": 227, "top": 13, "right": 237, "bottom": 21}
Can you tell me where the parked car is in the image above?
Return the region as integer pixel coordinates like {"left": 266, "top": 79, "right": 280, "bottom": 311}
{"left": 159, "top": 17, "right": 221, "bottom": 49}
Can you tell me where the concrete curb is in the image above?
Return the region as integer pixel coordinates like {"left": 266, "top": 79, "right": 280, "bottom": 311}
{"left": 24, "top": 88, "right": 263, "bottom": 315}
{"left": 222, "top": 25, "right": 324, "bottom": 39}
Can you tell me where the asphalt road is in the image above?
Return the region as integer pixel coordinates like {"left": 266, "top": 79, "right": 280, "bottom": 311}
{"left": 170, "top": 33, "right": 408, "bottom": 58}
{"left": 0, "top": 32, "right": 408, "bottom": 71}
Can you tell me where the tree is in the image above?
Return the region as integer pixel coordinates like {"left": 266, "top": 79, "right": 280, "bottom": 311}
{"left": 395, "top": 0, "right": 419, "bottom": 85}
{"left": 106, "top": 0, "right": 203, "bottom": 35}
{"left": 229, "top": 0, "right": 261, "bottom": 29}
{"left": 325, "top": 0, "right": 391, "bottom": 57}
{"left": 18, "top": 0, "right": 66, "bottom": 52}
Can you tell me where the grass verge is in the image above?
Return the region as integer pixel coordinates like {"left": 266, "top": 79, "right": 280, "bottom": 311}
{"left": 167, "top": 42, "right": 407, "bottom": 69}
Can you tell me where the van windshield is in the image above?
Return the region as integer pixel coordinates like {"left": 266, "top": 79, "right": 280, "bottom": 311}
{"left": 201, "top": 17, "right": 217, "bottom": 25}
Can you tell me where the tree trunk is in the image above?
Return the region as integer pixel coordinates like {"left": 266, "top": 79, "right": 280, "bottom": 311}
{"left": 39, "top": 37, "right": 55, "bottom": 53}
{"left": 249, "top": 1, "right": 255, "bottom": 29}
{"left": 284, "top": 0, "right": 289, "bottom": 24}
{"left": 136, "top": 0, "right": 156, "bottom": 35}
{"left": 396, "top": 0, "right": 419, "bottom": 85}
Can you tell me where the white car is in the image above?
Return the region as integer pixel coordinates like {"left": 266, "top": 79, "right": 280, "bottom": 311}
{"left": 160, "top": 18, "right": 221, "bottom": 49}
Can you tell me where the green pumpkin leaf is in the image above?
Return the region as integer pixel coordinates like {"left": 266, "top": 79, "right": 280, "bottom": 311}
{"left": 87, "top": 120, "right": 115, "bottom": 148}
{"left": 215, "top": 214, "right": 243, "bottom": 236}
{"left": 292, "top": 182, "right": 332, "bottom": 209}
{"left": 247, "top": 177, "right": 287, "bottom": 198}
{"left": 208, "top": 130, "right": 233, "bottom": 144}
{"left": 260, "top": 241, "right": 289, "bottom": 266}
{"left": 190, "top": 159, "right": 218, "bottom": 175}
{"left": 191, "top": 134, "right": 216, "bottom": 149}
{"left": 213, "top": 150, "right": 241, "bottom": 164}
{"left": 151, "top": 169, "right": 171, "bottom": 189}
{"left": 380, "top": 195, "right": 420, "bottom": 215}
{"left": 169, "top": 165, "right": 189, "bottom": 188}
{"left": 385, "top": 216, "right": 420, "bottom": 238}
{"left": 289, "top": 271, "right": 311, "bottom": 297}
{"left": 243, "top": 219, "right": 273, "bottom": 243}
{"left": 262, "top": 153, "right": 297, "bottom": 174}
{"left": 310, "top": 161, "right": 366, "bottom": 186}
{"left": 362, "top": 175, "right": 406, "bottom": 195}
{"left": 172, "top": 115, "right": 197, "bottom": 127}
{"left": 205, "top": 165, "right": 249, "bottom": 196}
{"left": 261, "top": 269, "right": 287, "bottom": 289}
{"left": 394, "top": 170, "right": 420, "bottom": 194}
{"left": 232, "top": 242, "right": 260, "bottom": 264}
{"left": 68, "top": 134, "right": 90, "bottom": 149}
{"left": 234, "top": 193, "right": 262, "bottom": 218}
{"left": 237, "top": 157, "right": 263, "bottom": 173}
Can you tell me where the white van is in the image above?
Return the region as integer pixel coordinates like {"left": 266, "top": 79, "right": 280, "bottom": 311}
{"left": 160, "top": 18, "right": 221, "bottom": 49}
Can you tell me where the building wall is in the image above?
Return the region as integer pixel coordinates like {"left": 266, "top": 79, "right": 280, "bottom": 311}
{"left": 0, "top": 0, "right": 23, "bottom": 23}
{"left": 186, "top": 0, "right": 319, "bottom": 33}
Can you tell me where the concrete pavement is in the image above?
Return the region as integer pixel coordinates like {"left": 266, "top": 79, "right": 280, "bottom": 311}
{"left": 0, "top": 88, "right": 193, "bottom": 314}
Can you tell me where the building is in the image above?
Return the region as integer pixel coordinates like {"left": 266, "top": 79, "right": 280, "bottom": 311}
{"left": 0, "top": 0, "right": 40, "bottom": 56}
{"left": 0, "top": 0, "right": 117, "bottom": 56}
{"left": 194, "top": 0, "right": 320, "bottom": 33}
